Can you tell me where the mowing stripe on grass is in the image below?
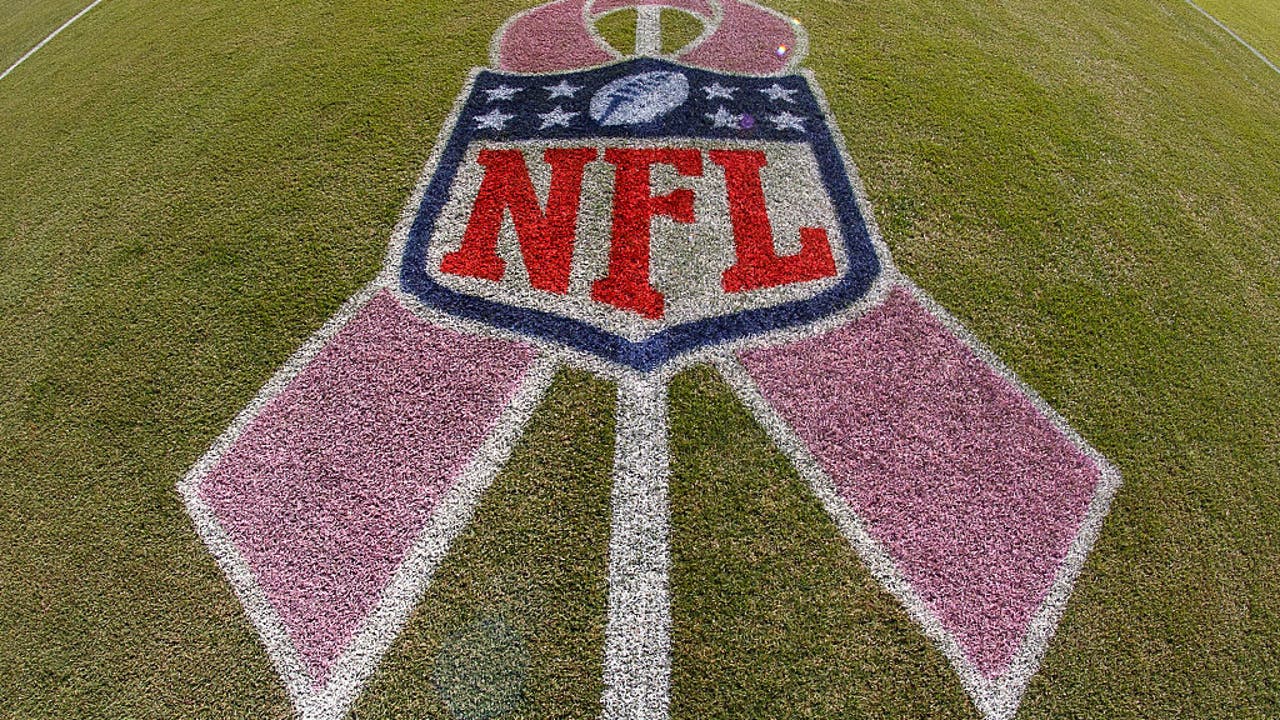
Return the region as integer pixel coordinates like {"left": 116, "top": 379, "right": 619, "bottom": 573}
{"left": 0, "top": 0, "right": 103, "bottom": 83}
{"left": 1182, "top": 0, "right": 1280, "bottom": 76}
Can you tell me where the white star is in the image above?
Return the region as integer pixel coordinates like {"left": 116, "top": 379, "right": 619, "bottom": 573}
{"left": 768, "top": 111, "right": 806, "bottom": 132}
{"left": 705, "top": 105, "right": 743, "bottom": 129}
{"left": 703, "top": 82, "right": 738, "bottom": 100}
{"left": 538, "top": 105, "right": 579, "bottom": 129}
{"left": 474, "top": 107, "right": 514, "bottom": 130}
{"left": 759, "top": 83, "right": 798, "bottom": 103}
{"left": 544, "top": 80, "right": 582, "bottom": 99}
{"left": 484, "top": 84, "right": 522, "bottom": 102}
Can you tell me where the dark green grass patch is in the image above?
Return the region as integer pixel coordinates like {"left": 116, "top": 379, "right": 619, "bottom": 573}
{"left": 668, "top": 366, "right": 977, "bottom": 719}
{"left": 0, "top": 0, "right": 1278, "bottom": 716}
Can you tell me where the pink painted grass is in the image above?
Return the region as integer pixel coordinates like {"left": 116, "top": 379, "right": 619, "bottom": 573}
{"left": 740, "top": 286, "right": 1102, "bottom": 679}
{"left": 199, "top": 291, "right": 537, "bottom": 686}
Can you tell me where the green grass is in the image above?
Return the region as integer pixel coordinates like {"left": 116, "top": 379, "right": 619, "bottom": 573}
{"left": 355, "top": 367, "right": 614, "bottom": 719}
{"left": 1193, "top": 0, "right": 1280, "bottom": 68}
{"left": 1, "top": 0, "right": 1278, "bottom": 717}
{"left": 0, "top": 0, "right": 95, "bottom": 71}
{"left": 668, "top": 367, "right": 977, "bottom": 718}
{"left": 594, "top": 8, "right": 638, "bottom": 55}
{"left": 592, "top": 8, "right": 708, "bottom": 55}
{"left": 659, "top": 9, "right": 706, "bottom": 55}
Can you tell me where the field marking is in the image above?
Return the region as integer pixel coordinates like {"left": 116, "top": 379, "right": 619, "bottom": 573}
{"left": 1182, "top": 0, "right": 1280, "bottom": 76}
{"left": 386, "top": 62, "right": 899, "bottom": 383}
{"left": 489, "top": 0, "right": 807, "bottom": 78}
{"left": 179, "top": 280, "right": 558, "bottom": 720}
{"left": 179, "top": 2, "right": 1120, "bottom": 717}
{"left": 0, "top": 0, "right": 105, "bottom": 83}
{"left": 602, "top": 371, "right": 672, "bottom": 720}
{"left": 634, "top": 5, "right": 663, "bottom": 55}
{"left": 714, "top": 276, "right": 1123, "bottom": 720}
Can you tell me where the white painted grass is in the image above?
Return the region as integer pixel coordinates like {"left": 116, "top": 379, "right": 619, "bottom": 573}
{"left": 602, "top": 372, "right": 672, "bottom": 720}
{"left": 1183, "top": 0, "right": 1280, "bottom": 76}
{"left": 0, "top": 0, "right": 105, "bottom": 83}
{"left": 634, "top": 5, "right": 663, "bottom": 56}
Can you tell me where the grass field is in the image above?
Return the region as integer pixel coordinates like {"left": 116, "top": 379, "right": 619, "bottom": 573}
{"left": 1194, "top": 0, "right": 1280, "bottom": 67}
{"left": 0, "top": 0, "right": 94, "bottom": 70}
{"left": 1, "top": 0, "right": 1277, "bottom": 718}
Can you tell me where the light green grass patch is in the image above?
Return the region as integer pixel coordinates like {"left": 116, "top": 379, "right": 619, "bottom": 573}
{"left": 1192, "top": 0, "right": 1280, "bottom": 69}
{"left": 593, "top": 8, "right": 637, "bottom": 56}
{"left": 591, "top": 8, "right": 709, "bottom": 56}
{"left": 660, "top": 9, "right": 706, "bottom": 55}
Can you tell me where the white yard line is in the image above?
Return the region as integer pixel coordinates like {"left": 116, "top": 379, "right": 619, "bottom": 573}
{"left": 1183, "top": 0, "right": 1280, "bottom": 76}
{"left": 634, "top": 5, "right": 662, "bottom": 56}
{"left": 601, "top": 372, "right": 672, "bottom": 720}
{"left": 1, "top": 0, "right": 105, "bottom": 82}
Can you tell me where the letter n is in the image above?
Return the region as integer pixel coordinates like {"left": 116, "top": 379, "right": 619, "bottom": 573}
{"left": 440, "top": 147, "right": 597, "bottom": 294}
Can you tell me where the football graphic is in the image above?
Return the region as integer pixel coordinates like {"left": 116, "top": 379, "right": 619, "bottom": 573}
{"left": 589, "top": 71, "right": 690, "bottom": 125}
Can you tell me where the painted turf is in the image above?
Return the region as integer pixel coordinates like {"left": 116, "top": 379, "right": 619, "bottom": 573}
{"left": 172, "top": 2, "right": 1131, "bottom": 719}
{"left": 1184, "top": 0, "right": 1280, "bottom": 75}
{"left": 193, "top": 291, "right": 538, "bottom": 685}
{"left": 726, "top": 284, "right": 1120, "bottom": 719}
{"left": 4, "top": 0, "right": 1278, "bottom": 716}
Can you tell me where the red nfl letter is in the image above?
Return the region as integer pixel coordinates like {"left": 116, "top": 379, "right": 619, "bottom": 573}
{"left": 593, "top": 147, "right": 703, "bottom": 319}
{"left": 441, "top": 147, "right": 598, "bottom": 295}
{"left": 710, "top": 149, "right": 837, "bottom": 293}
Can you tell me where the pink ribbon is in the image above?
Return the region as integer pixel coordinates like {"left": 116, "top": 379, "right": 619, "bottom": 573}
{"left": 180, "top": 5, "right": 1121, "bottom": 720}
{"left": 495, "top": 0, "right": 802, "bottom": 75}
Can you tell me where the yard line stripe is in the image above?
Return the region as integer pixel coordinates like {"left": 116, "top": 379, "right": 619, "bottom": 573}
{"left": 634, "top": 5, "right": 662, "bottom": 56}
{"left": 1183, "top": 0, "right": 1280, "bottom": 76}
{"left": 0, "top": 0, "right": 105, "bottom": 83}
{"left": 602, "top": 371, "right": 672, "bottom": 720}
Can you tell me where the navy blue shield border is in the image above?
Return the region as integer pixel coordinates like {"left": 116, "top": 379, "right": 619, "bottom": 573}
{"left": 400, "top": 57, "right": 882, "bottom": 372}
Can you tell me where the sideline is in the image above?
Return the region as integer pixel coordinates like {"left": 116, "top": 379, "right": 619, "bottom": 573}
{"left": 0, "top": 0, "right": 105, "bottom": 83}
{"left": 1183, "top": 0, "right": 1280, "bottom": 76}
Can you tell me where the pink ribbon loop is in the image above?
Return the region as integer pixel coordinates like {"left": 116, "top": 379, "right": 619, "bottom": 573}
{"left": 494, "top": 0, "right": 803, "bottom": 75}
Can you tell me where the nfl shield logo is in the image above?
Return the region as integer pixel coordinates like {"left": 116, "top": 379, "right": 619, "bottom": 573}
{"left": 397, "top": 56, "right": 889, "bottom": 371}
